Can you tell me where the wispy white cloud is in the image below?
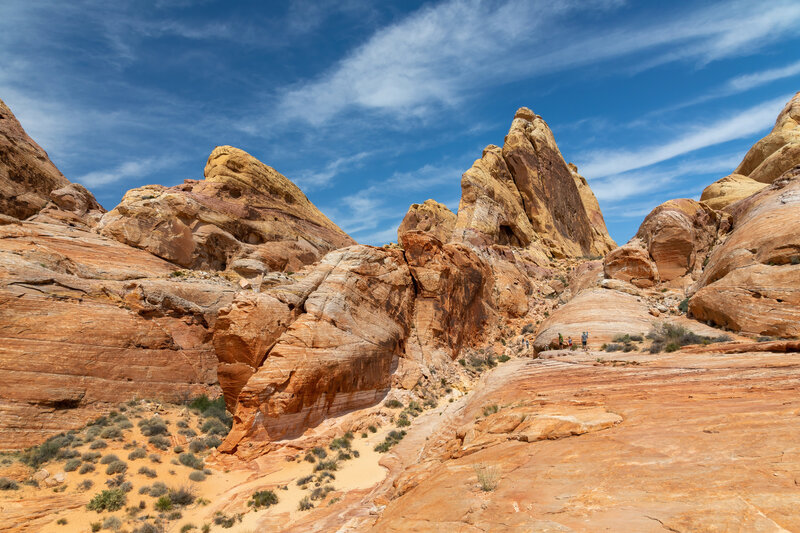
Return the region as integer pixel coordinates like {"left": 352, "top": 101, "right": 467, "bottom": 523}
{"left": 726, "top": 60, "right": 800, "bottom": 92}
{"left": 276, "top": 0, "right": 800, "bottom": 126}
{"left": 577, "top": 96, "right": 789, "bottom": 179}
{"left": 75, "top": 157, "right": 180, "bottom": 188}
{"left": 590, "top": 152, "right": 743, "bottom": 203}
{"left": 293, "top": 151, "right": 373, "bottom": 189}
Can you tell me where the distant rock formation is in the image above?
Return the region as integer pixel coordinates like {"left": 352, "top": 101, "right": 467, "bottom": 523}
{"left": 0, "top": 98, "right": 104, "bottom": 226}
{"left": 452, "top": 107, "right": 616, "bottom": 259}
{"left": 397, "top": 199, "right": 456, "bottom": 243}
{"left": 99, "top": 145, "right": 355, "bottom": 275}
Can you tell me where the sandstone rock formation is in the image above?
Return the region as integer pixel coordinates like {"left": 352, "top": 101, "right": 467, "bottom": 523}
{"left": 604, "top": 199, "right": 719, "bottom": 288}
{"left": 396, "top": 199, "right": 456, "bottom": 243}
{"left": 0, "top": 98, "right": 104, "bottom": 226}
{"left": 689, "top": 167, "right": 800, "bottom": 337}
{"left": 734, "top": 91, "right": 800, "bottom": 185}
{"left": 452, "top": 108, "right": 616, "bottom": 259}
{"left": 0, "top": 220, "right": 235, "bottom": 448}
{"left": 99, "top": 146, "right": 355, "bottom": 274}
{"left": 700, "top": 173, "right": 766, "bottom": 211}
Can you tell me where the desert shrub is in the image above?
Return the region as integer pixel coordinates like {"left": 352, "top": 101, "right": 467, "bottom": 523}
{"left": 296, "top": 475, "right": 313, "bottom": 486}
{"left": 138, "top": 466, "right": 157, "bottom": 478}
{"left": 167, "top": 510, "right": 183, "bottom": 520}
{"left": 78, "top": 479, "right": 95, "bottom": 491}
{"left": 116, "top": 420, "right": 133, "bottom": 430}
{"left": 128, "top": 448, "right": 146, "bottom": 460}
{"left": 56, "top": 518, "right": 68, "bottom": 525}
{"left": 396, "top": 416, "right": 411, "bottom": 427}
{"left": 622, "top": 343, "right": 635, "bottom": 352}
{"left": 155, "top": 496, "right": 172, "bottom": 511}
{"left": 82, "top": 451, "right": 101, "bottom": 462}
{"left": 189, "top": 396, "right": 232, "bottom": 430}
{"left": 57, "top": 448, "right": 80, "bottom": 459}
{"left": 180, "top": 525, "right": 196, "bottom": 533}
{"left": 79, "top": 463, "right": 96, "bottom": 475}
{"left": 133, "top": 523, "right": 159, "bottom": 533}
{"left": 310, "top": 485, "right": 334, "bottom": 501}
{"left": 384, "top": 399, "right": 403, "bottom": 409}
{"left": 368, "top": 425, "right": 377, "bottom": 433}
{"left": 329, "top": 436, "right": 351, "bottom": 450}
{"left": 64, "top": 458, "right": 82, "bottom": 472}
{"left": 120, "top": 481, "right": 133, "bottom": 493}
{"left": 678, "top": 297, "right": 689, "bottom": 314}
{"left": 336, "top": 450, "right": 352, "bottom": 461}
{"left": 173, "top": 446, "right": 184, "bottom": 454}
{"left": 88, "top": 416, "right": 110, "bottom": 427}
{"left": 102, "top": 516, "right": 122, "bottom": 530}
{"left": 629, "top": 334, "right": 644, "bottom": 342}
{"left": 498, "top": 354, "right": 511, "bottom": 363}
{"left": 86, "top": 489, "right": 126, "bottom": 512}
{"left": 314, "top": 460, "right": 338, "bottom": 472}
{"left": 100, "top": 454, "right": 119, "bottom": 465}
{"left": 169, "top": 485, "right": 196, "bottom": 506}
{"left": 100, "top": 427, "right": 122, "bottom": 439}
{"left": 374, "top": 430, "right": 406, "bottom": 453}
{"left": 91, "top": 523, "right": 102, "bottom": 532}
{"left": 521, "top": 323, "right": 535, "bottom": 334}
{"left": 188, "top": 440, "right": 205, "bottom": 453}
{"left": 105, "top": 473, "right": 126, "bottom": 488}
{"left": 189, "top": 471, "right": 206, "bottom": 482}
{"left": 148, "top": 482, "right": 168, "bottom": 497}
{"left": 647, "top": 322, "right": 727, "bottom": 353}
{"left": 179, "top": 428, "right": 197, "bottom": 438}
{"left": 178, "top": 453, "right": 203, "bottom": 470}
{"left": 0, "top": 477, "right": 19, "bottom": 490}
{"left": 148, "top": 453, "right": 162, "bottom": 463}
{"left": 148, "top": 436, "right": 170, "bottom": 450}
{"left": 311, "top": 447, "right": 327, "bottom": 459}
{"left": 604, "top": 343, "right": 622, "bottom": 352}
{"left": 473, "top": 463, "right": 500, "bottom": 492}
{"left": 303, "top": 453, "right": 315, "bottom": 463}
{"left": 212, "top": 512, "right": 239, "bottom": 527}
{"left": 665, "top": 342, "right": 681, "bottom": 353}
{"left": 21, "top": 434, "right": 72, "bottom": 467}
{"left": 482, "top": 404, "right": 499, "bottom": 417}
{"left": 138, "top": 418, "right": 169, "bottom": 437}
{"left": 90, "top": 440, "right": 108, "bottom": 450}
{"left": 316, "top": 471, "right": 335, "bottom": 482}
{"left": 200, "top": 419, "right": 228, "bottom": 436}
{"left": 203, "top": 436, "right": 221, "bottom": 448}
{"left": 248, "top": 490, "right": 278, "bottom": 509}
{"left": 298, "top": 496, "right": 314, "bottom": 511}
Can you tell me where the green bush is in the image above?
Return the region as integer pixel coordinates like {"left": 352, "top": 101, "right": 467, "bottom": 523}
{"left": 100, "top": 427, "right": 122, "bottom": 439}
{"left": 138, "top": 466, "right": 157, "bottom": 478}
{"left": 298, "top": 496, "right": 314, "bottom": 511}
{"left": 678, "top": 298, "right": 689, "bottom": 314}
{"left": 128, "top": 448, "right": 146, "bottom": 460}
{"left": 189, "top": 471, "right": 206, "bottom": 482}
{"left": 311, "top": 447, "right": 327, "bottom": 459}
{"left": 374, "top": 430, "right": 406, "bottom": 453}
{"left": 384, "top": 399, "right": 403, "bottom": 409}
{"left": 248, "top": 490, "right": 278, "bottom": 509}
{"left": 64, "top": 458, "right": 82, "bottom": 472}
{"left": 155, "top": 496, "right": 172, "bottom": 511}
{"left": 178, "top": 453, "right": 204, "bottom": 470}
{"left": 87, "top": 489, "right": 126, "bottom": 512}
{"left": 296, "top": 475, "right": 313, "bottom": 486}
{"left": 314, "top": 460, "right": 338, "bottom": 472}
{"left": 200, "top": 419, "right": 228, "bottom": 436}
{"left": 482, "top": 404, "right": 499, "bottom": 417}
{"left": 148, "top": 436, "right": 170, "bottom": 450}
{"left": 396, "top": 417, "right": 411, "bottom": 427}
{"left": 138, "top": 418, "right": 169, "bottom": 437}
{"left": 0, "top": 477, "right": 19, "bottom": 490}
{"left": 168, "top": 485, "right": 196, "bottom": 506}
{"left": 21, "top": 434, "right": 72, "bottom": 467}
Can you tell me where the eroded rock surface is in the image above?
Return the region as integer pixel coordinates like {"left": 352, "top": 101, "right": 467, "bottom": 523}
{"left": 99, "top": 145, "right": 355, "bottom": 274}
{"left": 397, "top": 199, "right": 456, "bottom": 244}
{"left": 0, "top": 221, "right": 234, "bottom": 448}
{"left": 689, "top": 168, "right": 800, "bottom": 337}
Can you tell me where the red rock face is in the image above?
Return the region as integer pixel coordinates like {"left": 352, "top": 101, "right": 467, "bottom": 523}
{"left": 99, "top": 146, "right": 355, "bottom": 274}
{"left": 0, "top": 221, "right": 234, "bottom": 448}
{"left": 689, "top": 169, "right": 800, "bottom": 337}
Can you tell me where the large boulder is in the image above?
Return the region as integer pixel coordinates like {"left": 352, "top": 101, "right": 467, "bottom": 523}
{"left": 397, "top": 199, "right": 456, "bottom": 244}
{"left": 452, "top": 108, "right": 615, "bottom": 260}
{"left": 604, "top": 199, "right": 718, "bottom": 287}
{"left": 218, "top": 246, "right": 416, "bottom": 457}
{"left": 98, "top": 146, "right": 355, "bottom": 273}
{"left": 689, "top": 168, "right": 800, "bottom": 337}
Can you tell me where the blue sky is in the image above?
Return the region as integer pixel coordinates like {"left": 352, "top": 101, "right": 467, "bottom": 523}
{"left": 1, "top": 0, "right": 799, "bottom": 246}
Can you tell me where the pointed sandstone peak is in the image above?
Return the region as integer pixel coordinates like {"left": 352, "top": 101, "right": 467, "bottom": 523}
{"left": 452, "top": 107, "right": 616, "bottom": 259}
{"left": 99, "top": 145, "right": 355, "bottom": 273}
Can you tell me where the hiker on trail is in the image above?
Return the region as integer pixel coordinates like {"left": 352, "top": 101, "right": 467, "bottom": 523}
{"left": 558, "top": 332, "right": 564, "bottom": 349}
{"left": 567, "top": 336, "right": 573, "bottom": 349}
{"left": 581, "top": 331, "right": 588, "bottom": 351}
